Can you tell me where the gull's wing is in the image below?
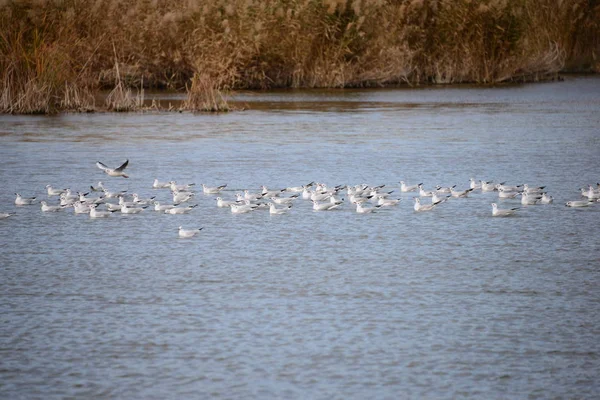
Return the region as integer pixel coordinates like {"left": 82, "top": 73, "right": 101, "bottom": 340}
{"left": 115, "top": 159, "right": 129, "bottom": 172}
{"left": 96, "top": 161, "right": 110, "bottom": 172}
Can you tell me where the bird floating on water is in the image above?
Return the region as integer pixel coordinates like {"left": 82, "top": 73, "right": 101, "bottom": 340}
{"left": 491, "top": 203, "right": 519, "bottom": 217}
{"left": 179, "top": 226, "right": 203, "bottom": 238}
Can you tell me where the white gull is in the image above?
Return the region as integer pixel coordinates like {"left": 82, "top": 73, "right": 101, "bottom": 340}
{"left": 179, "top": 226, "right": 203, "bottom": 238}
{"left": 96, "top": 159, "right": 129, "bottom": 178}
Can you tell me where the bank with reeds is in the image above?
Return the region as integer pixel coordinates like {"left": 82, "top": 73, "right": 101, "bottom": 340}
{"left": 1, "top": 0, "right": 598, "bottom": 114}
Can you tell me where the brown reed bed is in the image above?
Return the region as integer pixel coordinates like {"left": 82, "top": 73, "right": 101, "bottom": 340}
{"left": 1, "top": 0, "right": 598, "bottom": 114}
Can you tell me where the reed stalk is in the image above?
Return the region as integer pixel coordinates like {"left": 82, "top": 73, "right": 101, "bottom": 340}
{"left": 182, "top": 73, "right": 230, "bottom": 112}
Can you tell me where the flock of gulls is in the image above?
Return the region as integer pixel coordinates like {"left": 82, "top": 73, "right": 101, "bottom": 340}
{"left": 2, "top": 159, "right": 600, "bottom": 238}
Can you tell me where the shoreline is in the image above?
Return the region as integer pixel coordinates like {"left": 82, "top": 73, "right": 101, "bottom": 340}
{"left": 3, "top": 71, "right": 590, "bottom": 116}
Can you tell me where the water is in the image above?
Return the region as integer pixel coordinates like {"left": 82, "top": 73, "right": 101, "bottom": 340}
{"left": 1, "top": 76, "right": 599, "bottom": 399}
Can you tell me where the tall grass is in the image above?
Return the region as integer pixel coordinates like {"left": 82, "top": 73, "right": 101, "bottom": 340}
{"left": 1, "top": 0, "right": 598, "bottom": 113}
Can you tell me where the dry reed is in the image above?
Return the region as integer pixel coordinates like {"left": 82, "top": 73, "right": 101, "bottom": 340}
{"left": 1, "top": 0, "right": 598, "bottom": 114}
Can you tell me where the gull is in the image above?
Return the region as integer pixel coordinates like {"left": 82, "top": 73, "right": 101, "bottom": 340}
{"left": 253, "top": 202, "right": 270, "bottom": 209}
{"left": 349, "top": 194, "right": 372, "bottom": 204}
{"left": 268, "top": 203, "right": 291, "bottom": 215}
{"left": 172, "top": 191, "right": 195, "bottom": 204}
{"left": 469, "top": 178, "right": 482, "bottom": 190}
{"left": 540, "top": 193, "right": 554, "bottom": 204}
{"left": 312, "top": 200, "right": 340, "bottom": 211}
{"left": 261, "top": 186, "right": 285, "bottom": 197}
{"left": 230, "top": 204, "right": 258, "bottom": 214}
{"left": 370, "top": 189, "right": 394, "bottom": 199}
{"left": 60, "top": 194, "right": 77, "bottom": 206}
{"left": 15, "top": 193, "right": 36, "bottom": 205}
{"left": 310, "top": 191, "right": 331, "bottom": 202}
{"left": 90, "top": 181, "right": 105, "bottom": 192}
{"left": 63, "top": 189, "right": 80, "bottom": 200}
{"left": 497, "top": 183, "right": 523, "bottom": 192}
{"left": 418, "top": 184, "right": 434, "bottom": 197}
{"left": 132, "top": 193, "right": 156, "bottom": 205}
{"left": 120, "top": 204, "right": 146, "bottom": 214}
{"left": 104, "top": 203, "right": 121, "bottom": 212}
{"left": 270, "top": 195, "right": 298, "bottom": 205}
{"left": 413, "top": 197, "right": 442, "bottom": 212}
{"left": 153, "top": 201, "right": 175, "bottom": 212}
{"left": 315, "top": 182, "right": 328, "bottom": 192}
{"left": 301, "top": 187, "right": 313, "bottom": 200}
{"left": 581, "top": 188, "right": 600, "bottom": 199}
{"left": 0, "top": 212, "right": 15, "bottom": 219}
{"left": 329, "top": 194, "right": 345, "bottom": 206}
{"left": 243, "top": 190, "right": 263, "bottom": 201}
{"left": 431, "top": 192, "right": 450, "bottom": 204}
{"left": 354, "top": 202, "right": 381, "bottom": 214}
{"left": 152, "top": 179, "right": 171, "bottom": 189}
{"left": 350, "top": 184, "right": 369, "bottom": 196}
{"left": 96, "top": 159, "right": 129, "bottom": 178}
{"left": 481, "top": 181, "right": 497, "bottom": 192}
{"left": 520, "top": 192, "right": 541, "bottom": 205}
{"left": 565, "top": 200, "right": 593, "bottom": 207}
{"left": 286, "top": 182, "right": 314, "bottom": 192}
{"left": 89, "top": 204, "right": 117, "bottom": 218}
{"left": 118, "top": 196, "right": 139, "bottom": 208}
{"left": 46, "top": 185, "right": 66, "bottom": 196}
{"left": 435, "top": 185, "right": 455, "bottom": 193}
{"left": 72, "top": 201, "right": 91, "bottom": 214}
{"left": 377, "top": 196, "right": 401, "bottom": 207}
{"left": 491, "top": 203, "right": 519, "bottom": 217}
{"left": 40, "top": 201, "right": 66, "bottom": 212}
{"left": 215, "top": 197, "right": 239, "bottom": 208}
{"left": 79, "top": 192, "right": 105, "bottom": 204}
{"left": 236, "top": 193, "right": 248, "bottom": 202}
{"left": 588, "top": 184, "right": 600, "bottom": 193}
{"left": 102, "top": 188, "right": 127, "bottom": 199}
{"left": 179, "top": 226, "right": 203, "bottom": 238}
{"left": 498, "top": 189, "right": 520, "bottom": 199}
{"left": 523, "top": 184, "right": 545, "bottom": 194}
{"left": 202, "top": 184, "right": 227, "bottom": 194}
{"left": 366, "top": 185, "right": 386, "bottom": 197}
{"left": 169, "top": 181, "right": 195, "bottom": 192}
{"left": 165, "top": 204, "right": 198, "bottom": 214}
{"left": 400, "top": 181, "right": 421, "bottom": 192}
{"left": 450, "top": 187, "right": 474, "bottom": 198}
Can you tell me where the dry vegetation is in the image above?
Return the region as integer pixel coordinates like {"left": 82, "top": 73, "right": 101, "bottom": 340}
{"left": 1, "top": 0, "right": 598, "bottom": 114}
